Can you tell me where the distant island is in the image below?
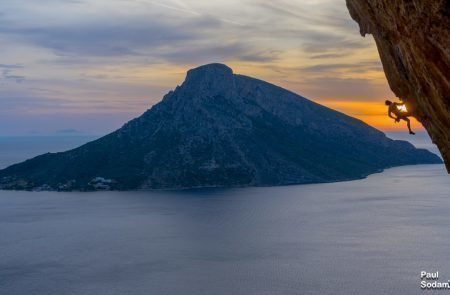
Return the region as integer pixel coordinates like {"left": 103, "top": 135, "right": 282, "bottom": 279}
{"left": 0, "top": 63, "right": 442, "bottom": 191}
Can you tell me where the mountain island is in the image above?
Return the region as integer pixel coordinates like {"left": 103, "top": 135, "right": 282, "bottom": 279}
{"left": 0, "top": 64, "right": 442, "bottom": 191}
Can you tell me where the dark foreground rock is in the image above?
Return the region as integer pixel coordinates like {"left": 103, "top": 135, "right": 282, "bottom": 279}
{"left": 346, "top": 0, "right": 450, "bottom": 172}
{"left": 0, "top": 64, "right": 442, "bottom": 191}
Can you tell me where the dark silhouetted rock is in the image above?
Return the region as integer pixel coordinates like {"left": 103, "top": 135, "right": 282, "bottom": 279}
{"left": 346, "top": 0, "right": 450, "bottom": 172}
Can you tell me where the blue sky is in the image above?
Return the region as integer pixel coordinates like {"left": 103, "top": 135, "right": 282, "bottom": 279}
{"left": 0, "top": 0, "right": 407, "bottom": 135}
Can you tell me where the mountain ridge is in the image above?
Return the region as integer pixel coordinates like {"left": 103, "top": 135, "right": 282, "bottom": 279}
{"left": 0, "top": 63, "right": 442, "bottom": 191}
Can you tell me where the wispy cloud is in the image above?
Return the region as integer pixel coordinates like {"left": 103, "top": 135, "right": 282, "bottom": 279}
{"left": 0, "top": 64, "right": 26, "bottom": 83}
{"left": 0, "top": 64, "right": 24, "bottom": 69}
{"left": 0, "top": 19, "right": 207, "bottom": 57}
{"left": 301, "top": 61, "right": 382, "bottom": 75}
{"left": 0, "top": 0, "right": 396, "bottom": 134}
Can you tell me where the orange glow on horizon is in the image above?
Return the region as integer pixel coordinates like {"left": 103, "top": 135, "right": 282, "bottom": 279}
{"left": 315, "top": 100, "right": 424, "bottom": 132}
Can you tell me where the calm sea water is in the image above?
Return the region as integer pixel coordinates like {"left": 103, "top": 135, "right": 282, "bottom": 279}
{"left": 0, "top": 136, "right": 449, "bottom": 295}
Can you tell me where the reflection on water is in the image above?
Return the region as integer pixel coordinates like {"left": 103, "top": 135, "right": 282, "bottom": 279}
{"left": 0, "top": 165, "right": 448, "bottom": 295}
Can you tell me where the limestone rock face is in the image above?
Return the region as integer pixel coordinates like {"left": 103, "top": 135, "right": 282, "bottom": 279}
{"left": 346, "top": 0, "right": 450, "bottom": 172}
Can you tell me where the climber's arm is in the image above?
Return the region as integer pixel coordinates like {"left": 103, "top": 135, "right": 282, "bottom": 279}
{"left": 388, "top": 110, "right": 397, "bottom": 120}
{"left": 388, "top": 110, "right": 401, "bottom": 123}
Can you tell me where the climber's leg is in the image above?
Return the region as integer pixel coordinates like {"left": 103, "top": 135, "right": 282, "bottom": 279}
{"left": 403, "top": 117, "right": 415, "bottom": 135}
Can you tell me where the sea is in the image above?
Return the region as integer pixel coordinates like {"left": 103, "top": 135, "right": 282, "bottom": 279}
{"left": 0, "top": 133, "right": 449, "bottom": 295}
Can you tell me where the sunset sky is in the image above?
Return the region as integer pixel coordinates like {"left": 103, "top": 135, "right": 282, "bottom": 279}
{"left": 0, "top": 0, "right": 422, "bottom": 135}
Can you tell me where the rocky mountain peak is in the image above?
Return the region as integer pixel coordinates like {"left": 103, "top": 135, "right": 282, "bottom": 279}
{"left": 181, "top": 63, "right": 236, "bottom": 98}
{"left": 186, "top": 63, "right": 233, "bottom": 80}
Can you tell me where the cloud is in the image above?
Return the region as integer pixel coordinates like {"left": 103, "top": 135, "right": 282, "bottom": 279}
{"left": 2, "top": 73, "right": 26, "bottom": 83}
{"left": 0, "top": 11, "right": 283, "bottom": 67}
{"left": 253, "top": 1, "right": 361, "bottom": 35}
{"left": 0, "top": 20, "right": 206, "bottom": 57}
{"left": 301, "top": 61, "right": 383, "bottom": 75}
{"left": 0, "top": 65, "right": 26, "bottom": 83}
{"left": 0, "top": 94, "right": 65, "bottom": 112}
{"left": 0, "top": 0, "right": 394, "bottom": 134}
{"left": 0, "top": 64, "right": 24, "bottom": 69}
{"left": 0, "top": 0, "right": 369, "bottom": 63}
{"left": 294, "top": 76, "right": 391, "bottom": 101}
{"left": 160, "top": 43, "right": 279, "bottom": 64}
{"left": 310, "top": 53, "right": 349, "bottom": 59}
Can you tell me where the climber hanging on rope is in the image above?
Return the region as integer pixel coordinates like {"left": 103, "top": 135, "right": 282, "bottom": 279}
{"left": 385, "top": 100, "right": 415, "bottom": 135}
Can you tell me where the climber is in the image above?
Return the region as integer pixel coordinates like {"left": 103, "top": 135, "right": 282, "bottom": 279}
{"left": 385, "top": 100, "right": 415, "bottom": 135}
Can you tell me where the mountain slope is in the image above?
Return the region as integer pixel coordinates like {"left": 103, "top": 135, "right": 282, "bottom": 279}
{"left": 0, "top": 64, "right": 442, "bottom": 190}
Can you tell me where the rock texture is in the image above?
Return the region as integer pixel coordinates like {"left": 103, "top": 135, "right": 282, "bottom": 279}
{"left": 346, "top": 0, "right": 450, "bottom": 172}
{"left": 0, "top": 64, "right": 442, "bottom": 191}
